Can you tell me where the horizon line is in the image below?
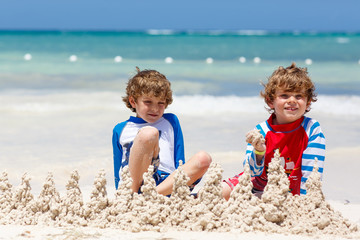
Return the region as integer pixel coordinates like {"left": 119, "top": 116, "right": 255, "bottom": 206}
{"left": 0, "top": 28, "right": 359, "bottom": 35}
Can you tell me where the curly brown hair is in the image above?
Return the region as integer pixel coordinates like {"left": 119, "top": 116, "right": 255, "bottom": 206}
{"left": 261, "top": 62, "right": 317, "bottom": 113}
{"left": 123, "top": 67, "right": 173, "bottom": 112}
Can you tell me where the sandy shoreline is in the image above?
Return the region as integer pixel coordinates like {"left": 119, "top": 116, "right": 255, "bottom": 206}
{"left": 0, "top": 202, "right": 359, "bottom": 240}
{"left": 0, "top": 225, "right": 358, "bottom": 240}
{"left": 1, "top": 152, "right": 359, "bottom": 240}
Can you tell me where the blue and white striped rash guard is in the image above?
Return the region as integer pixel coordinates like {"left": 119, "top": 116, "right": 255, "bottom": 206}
{"left": 112, "top": 113, "right": 185, "bottom": 189}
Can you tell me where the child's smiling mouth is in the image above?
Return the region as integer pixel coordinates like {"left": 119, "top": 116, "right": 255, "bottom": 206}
{"left": 285, "top": 107, "right": 298, "bottom": 111}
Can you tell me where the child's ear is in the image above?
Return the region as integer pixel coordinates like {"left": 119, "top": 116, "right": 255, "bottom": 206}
{"left": 266, "top": 98, "right": 274, "bottom": 109}
{"left": 129, "top": 96, "right": 136, "bottom": 108}
{"left": 306, "top": 100, "right": 311, "bottom": 111}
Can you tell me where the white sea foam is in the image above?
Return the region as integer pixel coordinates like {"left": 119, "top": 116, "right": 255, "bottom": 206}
{"left": 1, "top": 91, "right": 359, "bottom": 116}
{"left": 171, "top": 94, "right": 360, "bottom": 116}
{"left": 235, "top": 30, "right": 268, "bottom": 36}
{"left": 313, "top": 95, "right": 360, "bottom": 116}
{"left": 147, "top": 29, "right": 175, "bottom": 35}
{"left": 336, "top": 37, "right": 350, "bottom": 44}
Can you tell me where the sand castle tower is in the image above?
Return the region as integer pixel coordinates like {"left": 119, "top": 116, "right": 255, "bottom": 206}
{"left": 35, "top": 172, "right": 62, "bottom": 225}
{"left": 192, "top": 161, "right": 228, "bottom": 231}
{"left": 0, "top": 172, "right": 14, "bottom": 223}
{"left": 84, "top": 169, "right": 109, "bottom": 228}
{"left": 58, "top": 170, "right": 86, "bottom": 226}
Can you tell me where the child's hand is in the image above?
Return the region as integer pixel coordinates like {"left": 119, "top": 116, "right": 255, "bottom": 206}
{"left": 246, "top": 129, "right": 266, "bottom": 153}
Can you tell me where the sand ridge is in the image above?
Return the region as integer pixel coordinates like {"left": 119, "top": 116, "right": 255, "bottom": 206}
{"left": 0, "top": 153, "right": 359, "bottom": 239}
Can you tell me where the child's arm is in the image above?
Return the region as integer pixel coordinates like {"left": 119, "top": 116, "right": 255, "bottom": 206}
{"left": 243, "top": 128, "right": 266, "bottom": 177}
{"left": 246, "top": 129, "right": 266, "bottom": 165}
{"left": 300, "top": 118, "right": 326, "bottom": 194}
{"left": 112, "top": 123, "right": 126, "bottom": 189}
{"left": 163, "top": 113, "right": 185, "bottom": 169}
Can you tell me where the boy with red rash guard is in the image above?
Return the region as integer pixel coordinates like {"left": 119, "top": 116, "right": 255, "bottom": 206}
{"left": 222, "top": 63, "right": 326, "bottom": 200}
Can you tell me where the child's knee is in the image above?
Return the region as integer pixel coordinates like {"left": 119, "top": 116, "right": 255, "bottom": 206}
{"left": 195, "top": 151, "right": 212, "bottom": 170}
{"left": 221, "top": 182, "right": 232, "bottom": 200}
{"left": 136, "top": 126, "right": 159, "bottom": 144}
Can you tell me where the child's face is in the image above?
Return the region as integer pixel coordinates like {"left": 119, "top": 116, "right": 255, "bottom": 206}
{"left": 268, "top": 89, "right": 310, "bottom": 125}
{"left": 129, "top": 94, "right": 167, "bottom": 123}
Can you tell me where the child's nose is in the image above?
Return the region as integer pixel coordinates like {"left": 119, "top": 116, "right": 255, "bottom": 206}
{"left": 150, "top": 104, "right": 158, "bottom": 111}
{"left": 288, "top": 96, "right": 296, "bottom": 102}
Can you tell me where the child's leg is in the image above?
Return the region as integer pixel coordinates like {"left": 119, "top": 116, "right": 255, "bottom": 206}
{"left": 221, "top": 174, "right": 242, "bottom": 200}
{"left": 128, "top": 126, "right": 160, "bottom": 193}
{"left": 221, "top": 182, "right": 232, "bottom": 200}
{"left": 156, "top": 151, "right": 212, "bottom": 196}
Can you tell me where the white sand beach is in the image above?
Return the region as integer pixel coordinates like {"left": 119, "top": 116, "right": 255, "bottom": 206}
{"left": 1, "top": 91, "right": 360, "bottom": 239}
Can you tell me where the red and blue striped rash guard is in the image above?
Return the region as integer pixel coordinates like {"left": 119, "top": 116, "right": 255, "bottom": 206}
{"left": 245, "top": 114, "right": 326, "bottom": 195}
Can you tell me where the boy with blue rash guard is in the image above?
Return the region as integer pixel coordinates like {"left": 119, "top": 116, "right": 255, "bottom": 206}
{"left": 112, "top": 67, "right": 211, "bottom": 195}
{"left": 222, "top": 63, "right": 326, "bottom": 200}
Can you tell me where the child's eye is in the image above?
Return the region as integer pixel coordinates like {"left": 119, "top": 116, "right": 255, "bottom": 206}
{"left": 295, "top": 95, "right": 304, "bottom": 100}
{"left": 279, "top": 94, "right": 289, "bottom": 99}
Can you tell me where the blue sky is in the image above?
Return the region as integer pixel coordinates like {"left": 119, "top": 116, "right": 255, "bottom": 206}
{"left": 1, "top": 0, "right": 359, "bottom": 32}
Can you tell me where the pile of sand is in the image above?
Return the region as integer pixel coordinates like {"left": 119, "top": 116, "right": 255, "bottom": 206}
{"left": 0, "top": 151, "right": 359, "bottom": 239}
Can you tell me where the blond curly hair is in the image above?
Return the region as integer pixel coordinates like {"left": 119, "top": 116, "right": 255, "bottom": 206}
{"left": 261, "top": 62, "right": 317, "bottom": 113}
{"left": 123, "top": 67, "right": 173, "bottom": 112}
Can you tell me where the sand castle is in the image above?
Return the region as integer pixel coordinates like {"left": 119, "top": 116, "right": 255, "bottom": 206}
{"left": 0, "top": 152, "right": 359, "bottom": 239}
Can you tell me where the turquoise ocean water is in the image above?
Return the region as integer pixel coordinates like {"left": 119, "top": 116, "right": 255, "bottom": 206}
{"left": 0, "top": 30, "right": 360, "bottom": 96}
